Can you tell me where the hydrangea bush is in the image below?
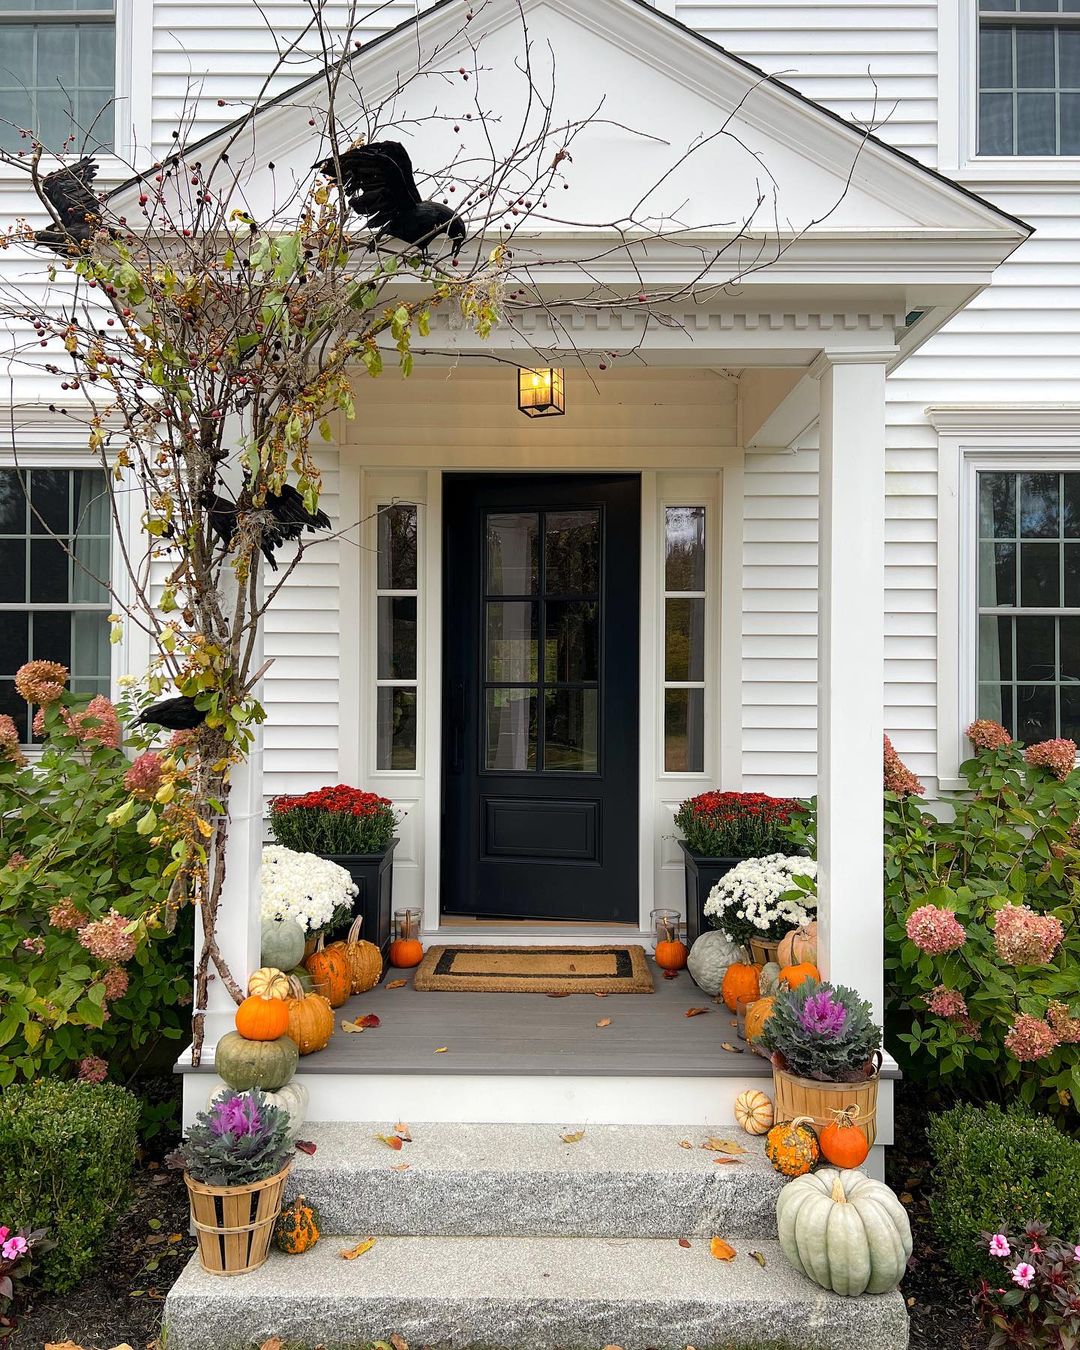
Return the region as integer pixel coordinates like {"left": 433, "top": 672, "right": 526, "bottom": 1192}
{"left": 886, "top": 722, "right": 1080, "bottom": 1118}
{"left": 703, "top": 853, "right": 817, "bottom": 945}
{"left": 260, "top": 845, "right": 358, "bottom": 933}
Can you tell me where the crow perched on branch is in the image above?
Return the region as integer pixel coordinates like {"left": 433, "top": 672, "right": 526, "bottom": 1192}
{"left": 33, "top": 157, "right": 112, "bottom": 252}
{"left": 317, "top": 141, "right": 465, "bottom": 258}
{"left": 202, "top": 483, "right": 332, "bottom": 570}
{"left": 136, "top": 695, "right": 206, "bottom": 731}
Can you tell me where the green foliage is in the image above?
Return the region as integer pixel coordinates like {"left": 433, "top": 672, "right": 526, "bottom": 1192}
{"left": 884, "top": 742, "right": 1080, "bottom": 1119}
{"left": 0, "top": 1079, "right": 139, "bottom": 1292}
{"left": 0, "top": 690, "right": 192, "bottom": 1092}
{"left": 763, "top": 980, "right": 881, "bottom": 1082}
{"left": 927, "top": 1102, "right": 1080, "bottom": 1282}
{"left": 168, "top": 1088, "right": 293, "bottom": 1186}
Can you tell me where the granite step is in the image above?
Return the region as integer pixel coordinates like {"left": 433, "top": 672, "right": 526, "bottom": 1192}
{"left": 164, "top": 1233, "right": 909, "bottom": 1350}
{"left": 286, "top": 1121, "right": 786, "bottom": 1238}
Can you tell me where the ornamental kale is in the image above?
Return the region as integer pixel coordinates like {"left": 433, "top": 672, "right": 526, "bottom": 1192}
{"left": 764, "top": 980, "right": 881, "bottom": 1082}
{"left": 166, "top": 1089, "right": 293, "bottom": 1186}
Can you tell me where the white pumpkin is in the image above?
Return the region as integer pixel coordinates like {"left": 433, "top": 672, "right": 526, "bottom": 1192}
{"left": 261, "top": 917, "right": 306, "bottom": 972}
{"left": 208, "top": 1080, "right": 309, "bottom": 1139}
{"left": 686, "top": 930, "right": 749, "bottom": 996}
{"left": 776, "top": 1168, "right": 912, "bottom": 1297}
{"left": 734, "top": 1088, "right": 774, "bottom": 1135}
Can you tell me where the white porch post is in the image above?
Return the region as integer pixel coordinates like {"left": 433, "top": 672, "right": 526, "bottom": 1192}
{"left": 815, "top": 351, "right": 892, "bottom": 1024}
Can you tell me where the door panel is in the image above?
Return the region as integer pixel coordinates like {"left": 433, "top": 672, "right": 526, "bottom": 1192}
{"left": 442, "top": 474, "right": 640, "bottom": 922}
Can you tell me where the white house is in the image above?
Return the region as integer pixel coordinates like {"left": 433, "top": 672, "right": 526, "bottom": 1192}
{"left": 1, "top": 1, "right": 1075, "bottom": 1143}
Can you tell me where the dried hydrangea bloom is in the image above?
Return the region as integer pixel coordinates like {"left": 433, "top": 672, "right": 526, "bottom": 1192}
{"left": 993, "top": 903, "right": 1065, "bottom": 966}
{"left": 14, "top": 659, "right": 69, "bottom": 706}
{"left": 102, "top": 966, "right": 129, "bottom": 1002}
{"left": 884, "top": 734, "right": 924, "bottom": 797}
{"left": 1047, "top": 1001, "right": 1080, "bottom": 1044}
{"left": 48, "top": 896, "right": 84, "bottom": 931}
{"left": 966, "top": 719, "right": 1013, "bottom": 752}
{"left": 0, "top": 713, "right": 27, "bottom": 766}
{"left": 124, "top": 750, "right": 164, "bottom": 800}
{"left": 33, "top": 695, "right": 122, "bottom": 749}
{"left": 77, "top": 1056, "right": 108, "bottom": 1084}
{"left": 1004, "top": 1014, "right": 1059, "bottom": 1062}
{"left": 927, "top": 986, "right": 968, "bottom": 1020}
{"left": 905, "top": 903, "right": 967, "bottom": 955}
{"left": 1024, "top": 738, "right": 1077, "bottom": 782}
{"left": 77, "top": 909, "right": 137, "bottom": 964}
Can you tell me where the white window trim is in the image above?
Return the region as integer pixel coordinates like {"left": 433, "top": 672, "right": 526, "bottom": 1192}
{"left": 938, "top": 0, "right": 1080, "bottom": 184}
{"left": 933, "top": 404, "right": 1080, "bottom": 789}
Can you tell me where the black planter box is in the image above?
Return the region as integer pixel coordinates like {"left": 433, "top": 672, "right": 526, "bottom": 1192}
{"left": 322, "top": 838, "right": 398, "bottom": 957}
{"left": 678, "top": 841, "right": 742, "bottom": 946}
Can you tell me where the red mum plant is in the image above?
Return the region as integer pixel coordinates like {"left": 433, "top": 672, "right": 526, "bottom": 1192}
{"left": 673, "top": 790, "right": 807, "bottom": 858}
{"left": 269, "top": 785, "right": 400, "bottom": 856}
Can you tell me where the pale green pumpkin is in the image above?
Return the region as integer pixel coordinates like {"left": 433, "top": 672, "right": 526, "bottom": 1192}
{"left": 686, "top": 930, "right": 749, "bottom": 996}
{"left": 261, "top": 917, "right": 306, "bottom": 971}
{"left": 208, "top": 1079, "right": 309, "bottom": 1137}
{"left": 214, "top": 1030, "right": 298, "bottom": 1092}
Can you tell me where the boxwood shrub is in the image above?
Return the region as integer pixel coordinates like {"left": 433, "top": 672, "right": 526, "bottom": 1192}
{"left": 0, "top": 1079, "right": 140, "bottom": 1291}
{"left": 928, "top": 1101, "right": 1080, "bottom": 1281}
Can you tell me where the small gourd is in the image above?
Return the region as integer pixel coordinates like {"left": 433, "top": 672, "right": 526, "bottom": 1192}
{"left": 214, "top": 1030, "right": 298, "bottom": 1092}
{"left": 764, "top": 1116, "right": 821, "bottom": 1177}
{"left": 743, "top": 994, "right": 776, "bottom": 1044}
{"left": 248, "top": 967, "right": 291, "bottom": 1000}
{"left": 734, "top": 1088, "right": 774, "bottom": 1135}
{"left": 275, "top": 1193, "right": 320, "bottom": 1255}
{"left": 686, "top": 931, "right": 748, "bottom": 996}
{"left": 261, "top": 917, "right": 306, "bottom": 972}
{"left": 329, "top": 916, "right": 383, "bottom": 994}
{"left": 304, "top": 932, "right": 352, "bottom": 1008}
{"left": 779, "top": 961, "right": 820, "bottom": 990}
{"left": 818, "top": 1106, "right": 870, "bottom": 1169}
{"left": 284, "top": 975, "right": 334, "bottom": 1056}
{"left": 777, "top": 919, "right": 817, "bottom": 969}
{"left": 235, "top": 993, "right": 290, "bottom": 1042}
{"left": 758, "top": 961, "right": 783, "bottom": 996}
{"left": 776, "top": 1168, "right": 912, "bottom": 1296}
{"left": 720, "top": 961, "right": 760, "bottom": 1012}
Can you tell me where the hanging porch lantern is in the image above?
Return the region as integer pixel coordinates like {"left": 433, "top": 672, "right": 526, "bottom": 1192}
{"left": 517, "top": 366, "right": 565, "bottom": 418}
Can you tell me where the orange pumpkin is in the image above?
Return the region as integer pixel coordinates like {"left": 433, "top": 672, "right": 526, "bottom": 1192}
{"left": 389, "top": 937, "right": 424, "bottom": 969}
{"left": 304, "top": 932, "right": 352, "bottom": 1008}
{"left": 779, "top": 961, "right": 821, "bottom": 990}
{"left": 777, "top": 920, "right": 818, "bottom": 968}
{"left": 764, "top": 1116, "right": 821, "bottom": 1177}
{"left": 743, "top": 994, "right": 776, "bottom": 1044}
{"left": 721, "top": 962, "right": 761, "bottom": 1012}
{"left": 819, "top": 1106, "right": 870, "bottom": 1169}
{"left": 654, "top": 939, "right": 688, "bottom": 971}
{"left": 284, "top": 975, "right": 334, "bottom": 1055}
{"left": 235, "top": 993, "right": 290, "bottom": 1041}
{"left": 329, "top": 916, "right": 383, "bottom": 994}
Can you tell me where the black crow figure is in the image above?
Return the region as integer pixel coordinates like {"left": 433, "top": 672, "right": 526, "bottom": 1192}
{"left": 137, "top": 695, "right": 205, "bottom": 731}
{"left": 203, "top": 483, "right": 332, "bottom": 571}
{"left": 33, "top": 157, "right": 111, "bottom": 252}
{"left": 317, "top": 141, "right": 465, "bottom": 258}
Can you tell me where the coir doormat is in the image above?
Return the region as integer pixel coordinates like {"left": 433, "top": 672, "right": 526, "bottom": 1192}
{"left": 412, "top": 944, "right": 655, "bottom": 994}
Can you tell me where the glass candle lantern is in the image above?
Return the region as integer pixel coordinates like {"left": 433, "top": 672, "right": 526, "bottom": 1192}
{"left": 389, "top": 908, "right": 424, "bottom": 968}
{"left": 651, "top": 908, "right": 682, "bottom": 949}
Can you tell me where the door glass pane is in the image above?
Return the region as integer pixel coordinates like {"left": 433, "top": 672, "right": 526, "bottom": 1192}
{"left": 485, "top": 688, "right": 538, "bottom": 770}
{"left": 486, "top": 601, "right": 537, "bottom": 681}
{"left": 544, "top": 600, "right": 598, "bottom": 682}
{"left": 377, "top": 504, "right": 417, "bottom": 589}
{"left": 665, "top": 506, "right": 705, "bottom": 591}
{"left": 545, "top": 510, "right": 599, "bottom": 594}
{"left": 377, "top": 687, "right": 417, "bottom": 770}
{"left": 486, "top": 513, "right": 538, "bottom": 595}
{"left": 665, "top": 597, "right": 705, "bottom": 682}
{"left": 665, "top": 688, "right": 705, "bottom": 773}
{"left": 544, "top": 688, "right": 598, "bottom": 772}
{"left": 377, "top": 596, "right": 417, "bottom": 679}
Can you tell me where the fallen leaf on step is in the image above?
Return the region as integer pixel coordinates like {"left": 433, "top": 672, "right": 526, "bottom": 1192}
{"left": 713, "top": 1157, "right": 743, "bottom": 1165}
{"left": 375, "top": 1133, "right": 404, "bottom": 1151}
{"left": 749, "top": 1250, "right": 768, "bottom": 1268}
{"left": 684, "top": 1007, "right": 709, "bottom": 1018}
{"left": 662, "top": 969, "right": 679, "bottom": 980}
{"left": 389, "top": 1163, "right": 411, "bottom": 1172}
{"left": 341, "top": 1238, "right": 376, "bottom": 1260}
{"left": 386, "top": 979, "right": 407, "bottom": 989}
{"left": 434, "top": 1046, "right": 448, "bottom": 1053}
{"left": 259, "top": 1341, "right": 284, "bottom": 1350}
{"left": 394, "top": 1122, "right": 412, "bottom": 1142}
{"left": 390, "top": 1334, "right": 409, "bottom": 1350}
{"left": 600, "top": 1344, "right": 624, "bottom": 1349}
{"left": 702, "top": 1137, "right": 747, "bottom": 1154}
{"left": 710, "top": 1238, "right": 737, "bottom": 1262}
{"left": 294, "top": 1140, "right": 317, "bottom": 1156}
{"left": 45, "top": 1343, "right": 84, "bottom": 1350}
{"left": 341, "top": 1020, "right": 366, "bottom": 1034}
{"left": 546, "top": 992, "right": 571, "bottom": 998}
{"left": 678, "top": 1238, "right": 691, "bottom": 1249}
{"left": 594, "top": 991, "right": 609, "bottom": 998}
{"left": 677, "top": 1139, "right": 694, "bottom": 1149}
{"left": 358, "top": 1013, "right": 381, "bottom": 1028}
{"left": 720, "top": 1042, "right": 744, "bottom": 1054}
{"left": 596, "top": 1018, "right": 612, "bottom": 1028}
{"left": 561, "top": 1130, "right": 586, "bottom": 1144}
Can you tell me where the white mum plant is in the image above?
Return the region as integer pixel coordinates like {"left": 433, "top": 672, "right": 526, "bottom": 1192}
{"left": 703, "top": 853, "right": 817, "bottom": 946}
{"left": 260, "top": 844, "right": 358, "bottom": 933}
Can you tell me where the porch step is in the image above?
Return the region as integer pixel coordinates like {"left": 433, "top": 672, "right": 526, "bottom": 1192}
{"left": 286, "top": 1121, "right": 786, "bottom": 1238}
{"left": 164, "top": 1234, "right": 910, "bottom": 1350}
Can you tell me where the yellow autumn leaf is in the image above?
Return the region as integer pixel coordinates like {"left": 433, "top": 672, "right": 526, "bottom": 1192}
{"left": 340, "top": 1238, "right": 376, "bottom": 1260}
{"left": 561, "top": 1130, "right": 586, "bottom": 1144}
{"left": 196, "top": 818, "right": 213, "bottom": 838}
{"left": 702, "top": 1137, "right": 747, "bottom": 1155}
{"left": 710, "top": 1237, "right": 737, "bottom": 1262}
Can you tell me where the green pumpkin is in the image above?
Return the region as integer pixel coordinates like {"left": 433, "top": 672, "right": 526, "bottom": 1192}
{"left": 686, "top": 930, "right": 749, "bottom": 996}
{"left": 275, "top": 1193, "right": 320, "bottom": 1255}
{"left": 759, "top": 961, "right": 783, "bottom": 996}
{"left": 261, "top": 917, "right": 306, "bottom": 971}
{"left": 214, "top": 1030, "right": 298, "bottom": 1091}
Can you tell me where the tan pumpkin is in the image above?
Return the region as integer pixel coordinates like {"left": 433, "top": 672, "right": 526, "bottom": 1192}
{"left": 284, "top": 975, "right": 334, "bottom": 1055}
{"left": 720, "top": 962, "right": 760, "bottom": 1013}
{"left": 734, "top": 1088, "right": 774, "bottom": 1136}
{"left": 328, "top": 916, "right": 383, "bottom": 994}
{"left": 779, "top": 961, "right": 821, "bottom": 990}
{"left": 743, "top": 994, "right": 777, "bottom": 1044}
{"left": 777, "top": 920, "right": 817, "bottom": 968}
{"left": 304, "top": 932, "right": 352, "bottom": 1008}
{"left": 247, "top": 966, "right": 291, "bottom": 1000}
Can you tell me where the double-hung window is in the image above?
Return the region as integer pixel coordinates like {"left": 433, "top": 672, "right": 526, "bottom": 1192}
{"left": 978, "top": 2, "right": 1080, "bottom": 155}
{"left": 0, "top": 1, "right": 116, "bottom": 153}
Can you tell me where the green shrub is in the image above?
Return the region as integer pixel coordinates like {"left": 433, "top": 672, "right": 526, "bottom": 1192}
{"left": 927, "top": 1101, "right": 1080, "bottom": 1281}
{"left": 0, "top": 1079, "right": 140, "bottom": 1292}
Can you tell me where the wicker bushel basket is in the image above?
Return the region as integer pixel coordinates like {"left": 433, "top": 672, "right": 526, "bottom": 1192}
{"left": 749, "top": 937, "right": 782, "bottom": 965}
{"left": 772, "top": 1056, "right": 881, "bottom": 1148}
{"left": 185, "top": 1162, "right": 291, "bottom": 1275}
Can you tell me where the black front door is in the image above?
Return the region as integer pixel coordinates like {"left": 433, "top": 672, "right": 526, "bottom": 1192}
{"left": 442, "top": 474, "right": 640, "bottom": 922}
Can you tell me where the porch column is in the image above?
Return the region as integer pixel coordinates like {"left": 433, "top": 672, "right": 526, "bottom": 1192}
{"left": 814, "top": 350, "right": 892, "bottom": 1025}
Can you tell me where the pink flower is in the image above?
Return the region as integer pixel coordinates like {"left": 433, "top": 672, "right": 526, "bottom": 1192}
{"left": 1, "top": 1235, "right": 28, "bottom": 1261}
{"left": 102, "top": 966, "right": 129, "bottom": 1002}
{"left": 1073, "top": 1245, "right": 1080, "bottom": 1262}
{"left": 993, "top": 904, "right": 1065, "bottom": 967}
{"left": 967, "top": 719, "right": 1013, "bottom": 752}
{"left": 989, "top": 1234, "right": 1011, "bottom": 1258}
{"left": 48, "top": 897, "right": 84, "bottom": 931}
{"left": 1048, "top": 1002, "right": 1080, "bottom": 1044}
{"left": 77, "top": 1055, "right": 108, "bottom": 1084}
{"left": 77, "top": 910, "right": 136, "bottom": 964}
{"left": 0, "top": 1227, "right": 9, "bottom": 1243}
{"left": 0, "top": 713, "right": 26, "bottom": 766}
{"left": 1011, "top": 1262, "right": 1036, "bottom": 1289}
{"left": 20, "top": 936, "right": 45, "bottom": 955}
{"left": 1024, "top": 738, "right": 1076, "bottom": 782}
{"left": 1004, "top": 1014, "right": 1060, "bottom": 1062}
{"left": 33, "top": 695, "right": 121, "bottom": 749}
{"left": 124, "top": 750, "right": 164, "bottom": 800}
{"left": 927, "top": 986, "right": 968, "bottom": 1020}
{"left": 906, "top": 904, "right": 967, "bottom": 955}
{"left": 884, "top": 734, "right": 924, "bottom": 797}
{"left": 14, "top": 658, "right": 68, "bottom": 705}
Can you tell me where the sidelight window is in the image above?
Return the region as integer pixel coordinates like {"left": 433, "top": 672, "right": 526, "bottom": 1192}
{"left": 375, "top": 502, "right": 419, "bottom": 770}
{"left": 977, "top": 2, "right": 1080, "bottom": 155}
{"left": 663, "top": 504, "right": 707, "bottom": 773}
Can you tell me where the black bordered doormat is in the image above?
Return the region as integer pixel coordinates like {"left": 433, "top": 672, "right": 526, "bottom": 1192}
{"left": 411, "top": 944, "right": 655, "bottom": 994}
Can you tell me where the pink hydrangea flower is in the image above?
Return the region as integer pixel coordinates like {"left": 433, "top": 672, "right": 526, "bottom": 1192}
{"left": 124, "top": 750, "right": 164, "bottom": 800}
{"left": 906, "top": 904, "right": 967, "bottom": 955}
{"left": 33, "top": 695, "right": 121, "bottom": 749}
{"left": 1, "top": 1234, "right": 28, "bottom": 1261}
{"left": 14, "top": 658, "right": 68, "bottom": 705}
{"left": 0, "top": 713, "right": 26, "bottom": 766}
{"left": 77, "top": 1056, "right": 108, "bottom": 1084}
{"left": 1004, "top": 1014, "right": 1060, "bottom": 1062}
{"left": 1012, "top": 1262, "right": 1036, "bottom": 1289}
{"left": 1024, "top": 738, "right": 1076, "bottom": 782}
{"left": 884, "top": 735, "right": 924, "bottom": 797}
{"left": 102, "top": 966, "right": 129, "bottom": 1002}
{"left": 993, "top": 904, "right": 1065, "bottom": 967}
{"left": 1047, "top": 1001, "right": 1080, "bottom": 1044}
{"left": 20, "top": 936, "right": 45, "bottom": 955}
{"left": 956, "top": 1015, "right": 981, "bottom": 1039}
{"left": 77, "top": 910, "right": 136, "bottom": 964}
{"left": 927, "top": 986, "right": 968, "bottom": 1020}
{"left": 989, "top": 1234, "right": 1011, "bottom": 1258}
{"left": 48, "top": 897, "right": 84, "bottom": 931}
{"left": 967, "top": 719, "right": 1013, "bottom": 752}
